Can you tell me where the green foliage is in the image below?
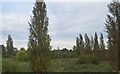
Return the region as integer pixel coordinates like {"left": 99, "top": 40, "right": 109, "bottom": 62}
{"left": 99, "top": 33, "right": 105, "bottom": 50}
{"left": 48, "top": 58, "right": 77, "bottom": 72}
{"left": 51, "top": 50, "right": 74, "bottom": 59}
{"left": 1, "top": 45, "right": 6, "bottom": 58}
{"left": 28, "top": 1, "right": 51, "bottom": 72}
{"left": 90, "top": 36, "right": 94, "bottom": 50}
{"left": 48, "top": 58, "right": 113, "bottom": 72}
{"left": 84, "top": 33, "right": 91, "bottom": 50}
{"left": 93, "top": 32, "right": 99, "bottom": 50}
{"left": 75, "top": 34, "right": 84, "bottom": 56}
{"left": 16, "top": 62, "right": 32, "bottom": 72}
{"left": 20, "top": 47, "right": 26, "bottom": 51}
{"left": 2, "top": 58, "right": 18, "bottom": 72}
{"left": 2, "top": 58, "right": 32, "bottom": 72}
{"left": 6, "top": 35, "right": 14, "bottom": 57}
{"left": 105, "top": 0, "right": 120, "bottom": 71}
{"left": 77, "top": 54, "right": 99, "bottom": 64}
{"left": 16, "top": 51, "right": 29, "bottom": 62}
{"left": 2, "top": 57, "right": 113, "bottom": 72}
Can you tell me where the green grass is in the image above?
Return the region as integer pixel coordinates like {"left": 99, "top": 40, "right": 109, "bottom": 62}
{"left": 2, "top": 58, "right": 113, "bottom": 72}
{"left": 2, "top": 58, "right": 18, "bottom": 72}
{"left": 48, "top": 58, "right": 113, "bottom": 72}
{"left": 48, "top": 58, "right": 77, "bottom": 72}
{"left": 2, "top": 58, "right": 32, "bottom": 72}
{"left": 17, "top": 62, "right": 32, "bottom": 72}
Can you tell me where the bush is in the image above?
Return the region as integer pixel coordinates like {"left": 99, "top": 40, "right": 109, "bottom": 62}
{"left": 77, "top": 54, "right": 99, "bottom": 64}
{"left": 2, "top": 58, "right": 18, "bottom": 72}
{"left": 16, "top": 51, "right": 29, "bottom": 62}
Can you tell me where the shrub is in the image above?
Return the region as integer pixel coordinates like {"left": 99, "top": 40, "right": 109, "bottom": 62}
{"left": 16, "top": 51, "right": 29, "bottom": 62}
{"left": 77, "top": 54, "right": 99, "bottom": 64}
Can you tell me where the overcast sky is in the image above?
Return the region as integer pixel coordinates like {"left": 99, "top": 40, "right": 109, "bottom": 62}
{"left": 1, "top": 0, "right": 111, "bottom": 50}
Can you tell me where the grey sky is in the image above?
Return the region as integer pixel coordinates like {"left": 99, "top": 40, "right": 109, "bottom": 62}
{"left": 1, "top": 1, "right": 110, "bottom": 50}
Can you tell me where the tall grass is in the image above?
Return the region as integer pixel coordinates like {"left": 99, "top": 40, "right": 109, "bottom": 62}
{"left": 2, "top": 58, "right": 32, "bottom": 72}
{"left": 48, "top": 58, "right": 113, "bottom": 72}
{"left": 2, "top": 57, "right": 113, "bottom": 72}
{"left": 2, "top": 58, "right": 18, "bottom": 72}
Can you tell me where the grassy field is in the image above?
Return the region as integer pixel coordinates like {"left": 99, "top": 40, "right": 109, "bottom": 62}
{"left": 48, "top": 58, "right": 113, "bottom": 72}
{"left": 2, "top": 58, "right": 32, "bottom": 72}
{"left": 2, "top": 58, "right": 113, "bottom": 72}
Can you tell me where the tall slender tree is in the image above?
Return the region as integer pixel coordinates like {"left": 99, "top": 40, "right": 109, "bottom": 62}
{"left": 75, "top": 34, "right": 84, "bottom": 55}
{"left": 79, "top": 34, "right": 84, "bottom": 49}
{"left": 105, "top": 0, "right": 120, "bottom": 71}
{"left": 76, "top": 37, "right": 79, "bottom": 49}
{"left": 79, "top": 34, "right": 84, "bottom": 54}
{"left": 90, "top": 36, "right": 94, "bottom": 50}
{"left": 84, "top": 33, "right": 90, "bottom": 50}
{"left": 75, "top": 37, "right": 80, "bottom": 55}
{"left": 99, "top": 33, "right": 105, "bottom": 50}
{"left": 28, "top": 0, "right": 51, "bottom": 72}
{"left": 6, "top": 35, "right": 14, "bottom": 57}
{"left": 93, "top": 32, "right": 99, "bottom": 50}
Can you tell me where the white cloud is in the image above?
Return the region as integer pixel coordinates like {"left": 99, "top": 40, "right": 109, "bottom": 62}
{"left": 48, "top": 2, "right": 107, "bottom": 36}
{"left": 2, "top": 13, "right": 29, "bottom": 32}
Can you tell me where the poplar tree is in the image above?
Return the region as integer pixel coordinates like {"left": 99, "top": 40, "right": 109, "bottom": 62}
{"left": 79, "top": 34, "right": 84, "bottom": 50}
{"left": 76, "top": 37, "right": 79, "bottom": 49}
{"left": 84, "top": 33, "right": 90, "bottom": 50}
{"left": 93, "top": 32, "right": 99, "bottom": 50}
{"left": 6, "top": 35, "right": 14, "bottom": 57}
{"left": 79, "top": 34, "right": 84, "bottom": 55}
{"left": 99, "top": 33, "right": 105, "bottom": 50}
{"left": 28, "top": 0, "right": 51, "bottom": 72}
{"left": 75, "top": 37, "right": 80, "bottom": 55}
{"left": 90, "top": 36, "right": 94, "bottom": 50}
{"left": 75, "top": 34, "right": 84, "bottom": 55}
{"left": 105, "top": 0, "right": 120, "bottom": 70}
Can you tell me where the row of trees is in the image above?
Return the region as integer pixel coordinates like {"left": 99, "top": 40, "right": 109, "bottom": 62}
{"left": 74, "top": 33, "right": 105, "bottom": 54}
{"left": 74, "top": 0, "right": 120, "bottom": 71}
{"left": 74, "top": 33, "right": 107, "bottom": 65}
{"left": 25, "top": 0, "right": 120, "bottom": 72}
